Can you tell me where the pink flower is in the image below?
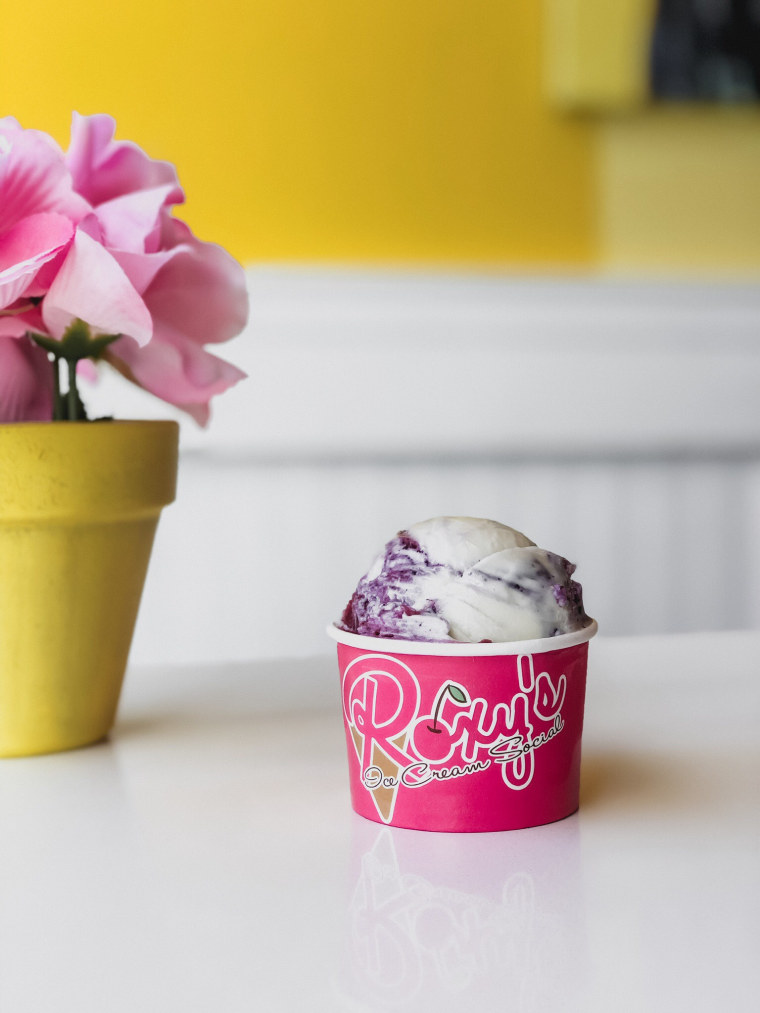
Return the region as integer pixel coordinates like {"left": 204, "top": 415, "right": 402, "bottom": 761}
{"left": 42, "top": 229, "right": 153, "bottom": 347}
{"left": 0, "top": 328, "right": 53, "bottom": 421}
{"left": 60, "top": 113, "right": 248, "bottom": 425}
{"left": 0, "top": 118, "right": 77, "bottom": 421}
{"left": 0, "top": 117, "right": 87, "bottom": 311}
{"left": 105, "top": 217, "right": 249, "bottom": 425}
{"left": 0, "top": 113, "right": 248, "bottom": 425}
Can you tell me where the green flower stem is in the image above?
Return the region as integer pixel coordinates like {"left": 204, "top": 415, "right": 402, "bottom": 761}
{"left": 51, "top": 357, "right": 64, "bottom": 421}
{"left": 67, "top": 360, "right": 80, "bottom": 422}
{"left": 31, "top": 320, "right": 120, "bottom": 422}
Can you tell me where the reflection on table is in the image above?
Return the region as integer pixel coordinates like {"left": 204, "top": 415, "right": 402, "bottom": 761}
{"left": 339, "top": 815, "right": 585, "bottom": 1012}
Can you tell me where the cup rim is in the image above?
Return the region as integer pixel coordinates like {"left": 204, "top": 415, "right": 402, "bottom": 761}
{"left": 326, "top": 618, "right": 597, "bottom": 656}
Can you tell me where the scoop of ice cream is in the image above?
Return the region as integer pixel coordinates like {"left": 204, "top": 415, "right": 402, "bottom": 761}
{"left": 339, "top": 516, "right": 589, "bottom": 643}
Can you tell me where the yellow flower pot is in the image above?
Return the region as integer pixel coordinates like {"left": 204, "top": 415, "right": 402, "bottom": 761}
{"left": 0, "top": 420, "right": 179, "bottom": 757}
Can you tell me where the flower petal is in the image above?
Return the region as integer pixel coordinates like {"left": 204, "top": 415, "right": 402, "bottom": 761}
{"left": 95, "top": 183, "right": 183, "bottom": 254}
{"left": 66, "top": 113, "right": 180, "bottom": 208}
{"left": 42, "top": 229, "right": 153, "bottom": 344}
{"left": 0, "top": 334, "right": 53, "bottom": 422}
{"left": 0, "top": 212, "right": 74, "bottom": 309}
{"left": 144, "top": 221, "right": 249, "bottom": 346}
{"left": 110, "top": 247, "right": 181, "bottom": 295}
{"left": 0, "top": 301, "right": 46, "bottom": 338}
{"left": 107, "top": 327, "right": 246, "bottom": 426}
{"left": 25, "top": 214, "right": 104, "bottom": 298}
{"left": 0, "top": 120, "right": 90, "bottom": 234}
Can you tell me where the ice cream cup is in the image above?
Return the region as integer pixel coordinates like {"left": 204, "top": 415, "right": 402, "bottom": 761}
{"left": 327, "top": 620, "right": 597, "bottom": 833}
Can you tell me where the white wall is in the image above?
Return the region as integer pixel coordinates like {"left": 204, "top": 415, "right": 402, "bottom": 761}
{"left": 82, "top": 268, "right": 760, "bottom": 664}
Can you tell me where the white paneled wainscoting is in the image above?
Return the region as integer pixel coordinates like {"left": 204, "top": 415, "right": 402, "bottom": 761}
{"left": 83, "top": 269, "right": 760, "bottom": 664}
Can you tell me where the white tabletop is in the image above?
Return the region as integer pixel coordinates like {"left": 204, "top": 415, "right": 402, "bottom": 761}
{"left": 0, "top": 632, "right": 758, "bottom": 1012}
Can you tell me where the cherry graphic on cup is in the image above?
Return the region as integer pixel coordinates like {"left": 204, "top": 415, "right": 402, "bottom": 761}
{"left": 428, "top": 683, "right": 468, "bottom": 733}
{"left": 410, "top": 683, "right": 470, "bottom": 764}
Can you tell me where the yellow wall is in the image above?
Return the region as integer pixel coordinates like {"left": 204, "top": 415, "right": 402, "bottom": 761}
{"left": 599, "top": 108, "right": 760, "bottom": 277}
{"left": 1, "top": 1, "right": 597, "bottom": 267}
{"left": 5, "top": 2, "right": 759, "bottom": 275}
{"left": 546, "top": 0, "right": 760, "bottom": 278}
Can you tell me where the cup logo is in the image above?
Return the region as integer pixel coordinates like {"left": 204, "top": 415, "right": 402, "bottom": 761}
{"left": 342, "top": 651, "right": 568, "bottom": 824}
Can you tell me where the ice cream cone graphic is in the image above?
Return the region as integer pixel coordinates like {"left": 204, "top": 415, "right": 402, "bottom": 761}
{"left": 351, "top": 727, "right": 408, "bottom": 823}
{"left": 341, "top": 653, "right": 422, "bottom": 825}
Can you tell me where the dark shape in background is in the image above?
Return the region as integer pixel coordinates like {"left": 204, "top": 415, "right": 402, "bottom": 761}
{"left": 651, "top": 0, "right": 760, "bottom": 99}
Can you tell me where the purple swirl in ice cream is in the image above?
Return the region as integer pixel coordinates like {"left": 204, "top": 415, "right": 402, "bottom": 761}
{"left": 339, "top": 516, "right": 589, "bottom": 643}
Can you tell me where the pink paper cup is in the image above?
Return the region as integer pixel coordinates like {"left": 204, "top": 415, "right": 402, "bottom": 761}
{"left": 328, "top": 620, "right": 597, "bottom": 833}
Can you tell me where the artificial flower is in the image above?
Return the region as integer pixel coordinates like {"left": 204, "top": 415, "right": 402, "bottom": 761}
{"left": 0, "top": 330, "right": 53, "bottom": 421}
{"left": 0, "top": 113, "right": 247, "bottom": 424}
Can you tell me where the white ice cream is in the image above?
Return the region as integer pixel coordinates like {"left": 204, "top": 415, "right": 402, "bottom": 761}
{"left": 340, "top": 516, "right": 590, "bottom": 643}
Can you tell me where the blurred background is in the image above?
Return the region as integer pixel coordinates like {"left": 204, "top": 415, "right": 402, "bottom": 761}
{"left": 4, "top": 0, "right": 759, "bottom": 661}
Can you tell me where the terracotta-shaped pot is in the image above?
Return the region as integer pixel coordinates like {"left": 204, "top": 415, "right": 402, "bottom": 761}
{"left": 0, "top": 420, "right": 178, "bottom": 757}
